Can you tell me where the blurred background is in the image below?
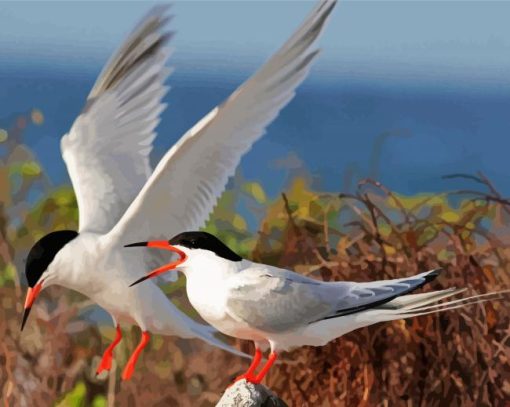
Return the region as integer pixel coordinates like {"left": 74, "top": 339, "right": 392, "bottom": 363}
{"left": 1, "top": 1, "right": 510, "bottom": 406}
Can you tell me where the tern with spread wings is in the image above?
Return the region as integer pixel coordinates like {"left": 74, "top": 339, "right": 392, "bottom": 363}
{"left": 20, "top": 0, "right": 337, "bottom": 380}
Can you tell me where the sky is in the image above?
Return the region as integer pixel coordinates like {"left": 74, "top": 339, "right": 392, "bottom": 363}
{"left": 1, "top": 1, "right": 510, "bottom": 196}
{"left": 1, "top": 1, "right": 510, "bottom": 89}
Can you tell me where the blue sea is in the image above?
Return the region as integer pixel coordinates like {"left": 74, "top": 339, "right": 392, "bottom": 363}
{"left": 1, "top": 65, "right": 510, "bottom": 197}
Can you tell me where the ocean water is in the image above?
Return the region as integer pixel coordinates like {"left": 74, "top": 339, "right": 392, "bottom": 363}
{"left": 1, "top": 65, "right": 510, "bottom": 197}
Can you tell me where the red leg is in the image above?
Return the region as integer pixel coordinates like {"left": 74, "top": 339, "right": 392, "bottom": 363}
{"left": 121, "top": 331, "right": 150, "bottom": 381}
{"left": 233, "top": 348, "right": 263, "bottom": 383}
{"left": 250, "top": 352, "right": 277, "bottom": 384}
{"left": 96, "top": 325, "right": 122, "bottom": 375}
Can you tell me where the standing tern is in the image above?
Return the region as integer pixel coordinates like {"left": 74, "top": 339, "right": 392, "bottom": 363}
{"left": 128, "top": 231, "right": 509, "bottom": 384}
{"left": 20, "top": 0, "right": 337, "bottom": 380}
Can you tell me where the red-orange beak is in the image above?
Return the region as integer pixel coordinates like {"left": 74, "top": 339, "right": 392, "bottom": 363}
{"left": 21, "top": 281, "right": 43, "bottom": 331}
{"left": 125, "top": 241, "right": 187, "bottom": 287}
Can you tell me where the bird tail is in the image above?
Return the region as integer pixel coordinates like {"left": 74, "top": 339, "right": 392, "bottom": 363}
{"left": 309, "top": 287, "right": 509, "bottom": 346}
{"left": 371, "top": 287, "right": 510, "bottom": 321}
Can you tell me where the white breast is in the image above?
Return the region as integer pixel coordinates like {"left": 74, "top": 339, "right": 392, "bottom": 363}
{"left": 182, "top": 253, "right": 266, "bottom": 341}
{"left": 185, "top": 264, "right": 229, "bottom": 323}
{"left": 182, "top": 252, "right": 235, "bottom": 322}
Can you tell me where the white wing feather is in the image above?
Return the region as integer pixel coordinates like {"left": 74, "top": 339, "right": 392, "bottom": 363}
{"left": 61, "top": 7, "right": 173, "bottom": 233}
{"left": 224, "top": 266, "right": 440, "bottom": 332}
{"left": 109, "top": 0, "right": 337, "bottom": 244}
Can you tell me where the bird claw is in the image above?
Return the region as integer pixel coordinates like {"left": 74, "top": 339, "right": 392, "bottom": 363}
{"left": 234, "top": 374, "right": 253, "bottom": 382}
{"left": 96, "top": 369, "right": 106, "bottom": 376}
{"left": 96, "top": 352, "right": 113, "bottom": 376}
{"left": 121, "top": 363, "right": 135, "bottom": 381}
{"left": 228, "top": 374, "right": 258, "bottom": 387}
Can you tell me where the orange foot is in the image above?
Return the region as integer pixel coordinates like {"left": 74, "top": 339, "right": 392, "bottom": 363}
{"left": 227, "top": 373, "right": 256, "bottom": 388}
{"left": 96, "top": 351, "right": 114, "bottom": 375}
{"left": 228, "top": 348, "right": 263, "bottom": 387}
{"left": 234, "top": 373, "right": 256, "bottom": 382}
{"left": 232, "top": 352, "right": 277, "bottom": 385}
{"left": 121, "top": 331, "right": 150, "bottom": 381}
{"left": 96, "top": 325, "right": 122, "bottom": 376}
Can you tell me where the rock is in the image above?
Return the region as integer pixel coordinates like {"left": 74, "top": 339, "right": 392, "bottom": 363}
{"left": 216, "top": 380, "right": 288, "bottom": 407}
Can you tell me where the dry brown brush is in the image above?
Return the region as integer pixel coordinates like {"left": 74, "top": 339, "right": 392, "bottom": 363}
{"left": 251, "top": 175, "right": 510, "bottom": 406}
{"left": 1, "top": 173, "right": 509, "bottom": 406}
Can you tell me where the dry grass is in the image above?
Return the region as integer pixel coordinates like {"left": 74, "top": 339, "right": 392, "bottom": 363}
{"left": 252, "top": 176, "right": 510, "bottom": 406}
{"left": 1, "top": 175, "right": 510, "bottom": 406}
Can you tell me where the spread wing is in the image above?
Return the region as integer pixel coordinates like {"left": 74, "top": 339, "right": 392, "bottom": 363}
{"left": 225, "top": 267, "right": 441, "bottom": 332}
{"left": 61, "top": 6, "right": 173, "bottom": 234}
{"left": 108, "top": 0, "right": 337, "bottom": 244}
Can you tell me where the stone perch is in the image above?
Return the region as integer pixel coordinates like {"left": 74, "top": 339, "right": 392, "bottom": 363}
{"left": 216, "top": 380, "right": 288, "bottom": 407}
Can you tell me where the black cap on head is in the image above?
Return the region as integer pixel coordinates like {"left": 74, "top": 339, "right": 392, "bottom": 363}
{"left": 25, "top": 230, "right": 78, "bottom": 287}
{"left": 169, "top": 231, "right": 242, "bottom": 262}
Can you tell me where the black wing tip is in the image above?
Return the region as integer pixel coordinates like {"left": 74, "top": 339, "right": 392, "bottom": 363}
{"left": 316, "top": 0, "right": 337, "bottom": 22}
{"left": 409, "top": 268, "right": 443, "bottom": 292}
{"left": 124, "top": 242, "right": 149, "bottom": 248}
{"left": 318, "top": 268, "right": 445, "bottom": 323}
{"left": 424, "top": 268, "right": 443, "bottom": 283}
{"left": 140, "top": 4, "right": 173, "bottom": 23}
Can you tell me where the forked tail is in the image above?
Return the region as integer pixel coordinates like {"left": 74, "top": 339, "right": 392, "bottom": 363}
{"left": 311, "top": 286, "right": 510, "bottom": 346}
{"left": 371, "top": 287, "right": 510, "bottom": 321}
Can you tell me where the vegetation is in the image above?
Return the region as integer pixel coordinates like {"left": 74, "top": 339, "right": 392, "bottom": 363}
{"left": 1, "top": 111, "right": 509, "bottom": 406}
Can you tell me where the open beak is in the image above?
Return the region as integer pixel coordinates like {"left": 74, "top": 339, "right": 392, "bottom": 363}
{"left": 125, "top": 240, "right": 187, "bottom": 287}
{"left": 21, "top": 282, "right": 43, "bottom": 331}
